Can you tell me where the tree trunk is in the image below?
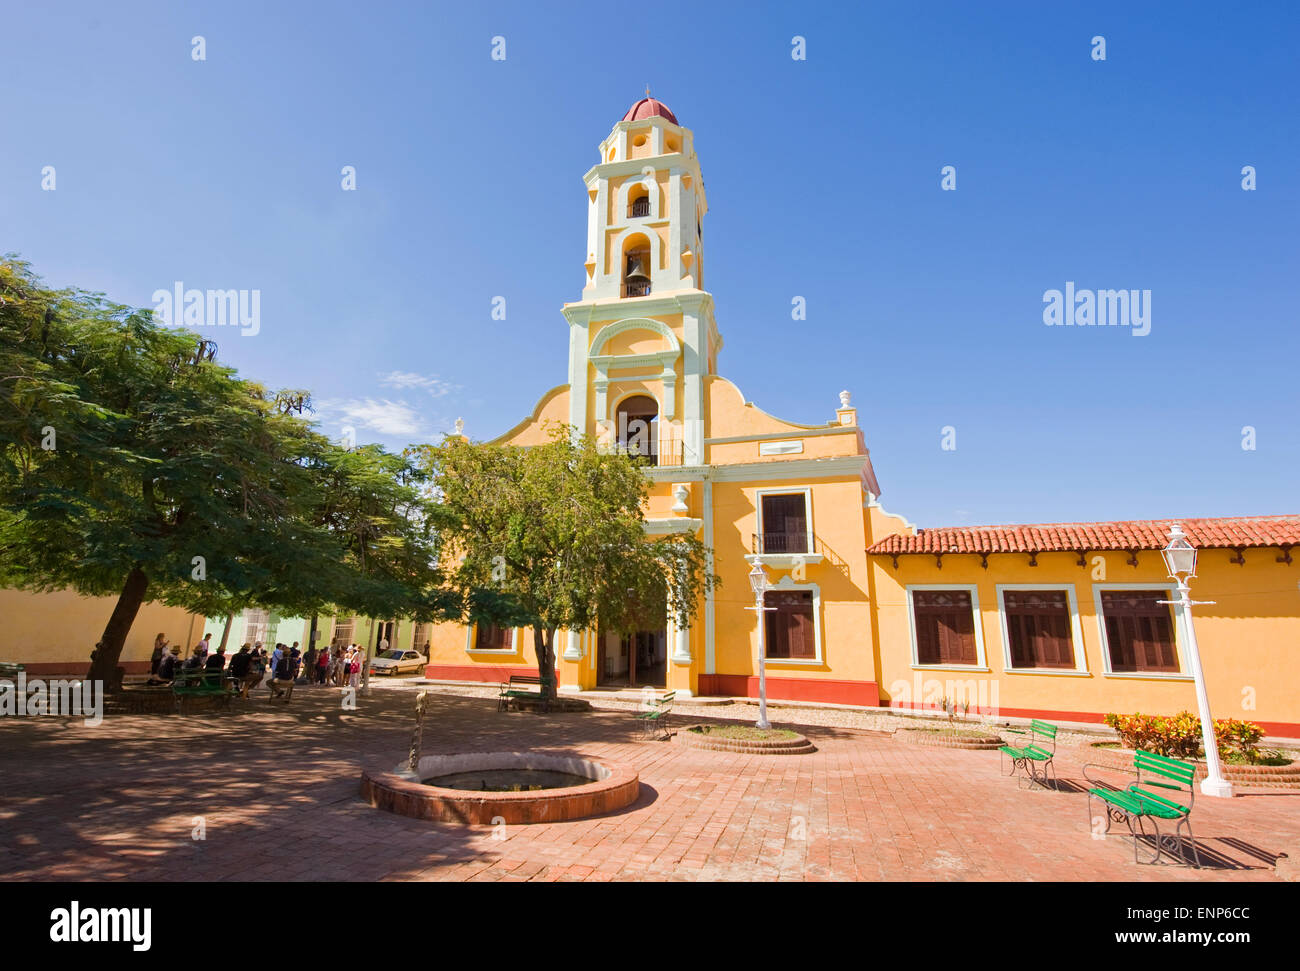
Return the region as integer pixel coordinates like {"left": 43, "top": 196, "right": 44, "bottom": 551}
{"left": 217, "top": 612, "right": 234, "bottom": 651}
{"left": 89, "top": 565, "right": 149, "bottom": 692}
{"left": 361, "top": 636, "right": 372, "bottom": 694}
{"left": 534, "top": 626, "right": 557, "bottom": 699}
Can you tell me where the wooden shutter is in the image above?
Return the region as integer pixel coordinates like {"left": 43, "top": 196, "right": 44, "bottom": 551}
{"left": 761, "top": 494, "right": 808, "bottom": 553}
{"left": 1003, "top": 591, "right": 1074, "bottom": 668}
{"left": 764, "top": 591, "right": 815, "bottom": 659}
{"left": 912, "top": 590, "right": 976, "bottom": 664}
{"left": 476, "top": 624, "right": 513, "bottom": 651}
{"left": 1100, "top": 591, "right": 1178, "bottom": 673}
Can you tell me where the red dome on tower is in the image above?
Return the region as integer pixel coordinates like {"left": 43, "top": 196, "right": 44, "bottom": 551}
{"left": 622, "top": 96, "right": 678, "bottom": 125}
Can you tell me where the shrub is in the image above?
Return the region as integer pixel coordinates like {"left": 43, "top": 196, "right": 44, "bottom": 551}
{"left": 1215, "top": 717, "right": 1264, "bottom": 762}
{"left": 1104, "top": 711, "right": 1264, "bottom": 762}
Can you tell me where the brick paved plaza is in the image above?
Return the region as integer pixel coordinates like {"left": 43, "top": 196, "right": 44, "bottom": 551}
{"left": 1, "top": 683, "right": 1296, "bottom": 882}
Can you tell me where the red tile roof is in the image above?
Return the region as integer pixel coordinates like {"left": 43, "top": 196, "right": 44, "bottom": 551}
{"left": 866, "top": 515, "right": 1300, "bottom": 556}
{"left": 622, "top": 97, "right": 678, "bottom": 125}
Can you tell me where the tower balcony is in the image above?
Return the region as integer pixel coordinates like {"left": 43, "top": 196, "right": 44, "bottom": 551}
{"left": 628, "top": 198, "right": 650, "bottom": 218}
{"left": 621, "top": 281, "right": 652, "bottom": 298}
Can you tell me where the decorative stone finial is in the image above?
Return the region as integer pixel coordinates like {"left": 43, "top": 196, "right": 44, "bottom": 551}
{"left": 454, "top": 417, "right": 464, "bottom": 436}
{"left": 839, "top": 390, "right": 852, "bottom": 409}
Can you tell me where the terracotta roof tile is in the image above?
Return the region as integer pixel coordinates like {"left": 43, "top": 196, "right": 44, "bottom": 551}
{"left": 866, "top": 514, "right": 1300, "bottom": 556}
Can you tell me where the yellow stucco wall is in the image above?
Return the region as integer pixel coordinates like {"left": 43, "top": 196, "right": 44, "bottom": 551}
{"left": 492, "top": 386, "right": 570, "bottom": 447}
{"left": 868, "top": 548, "right": 1300, "bottom": 733}
{"left": 708, "top": 476, "right": 875, "bottom": 685}
{"left": 0, "top": 588, "right": 202, "bottom": 675}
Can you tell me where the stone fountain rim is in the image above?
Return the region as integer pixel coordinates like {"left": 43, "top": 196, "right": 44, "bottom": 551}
{"left": 396, "top": 750, "right": 620, "bottom": 795}
{"left": 361, "top": 751, "right": 642, "bottom": 823}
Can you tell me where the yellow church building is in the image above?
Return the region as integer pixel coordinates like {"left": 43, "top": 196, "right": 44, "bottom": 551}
{"left": 413, "top": 96, "right": 1300, "bottom": 736}
{"left": 4, "top": 97, "right": 1298, "bottom": 738}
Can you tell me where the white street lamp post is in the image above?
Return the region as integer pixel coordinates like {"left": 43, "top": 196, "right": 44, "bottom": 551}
{"left": 1159, "top": 524, "right": 1232, "bottom": 798}
{"left": 747, "top": 562, "right": 772, "bottom": 730}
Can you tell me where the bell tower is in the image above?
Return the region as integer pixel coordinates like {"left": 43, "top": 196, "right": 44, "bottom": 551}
{"left": 562, "top": 94, "right": 722, "bottom": 467}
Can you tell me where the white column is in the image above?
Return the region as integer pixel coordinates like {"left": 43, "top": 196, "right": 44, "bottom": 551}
{"left": 668, "top": 167, "right": 682, "bottom": 283}
{"left": 565, "top": 308, "right": 590, "bottom": 438}
{"left": 671, "top": 616, "right": 691, "bottom": 664}
{"left": 668, "top": 616, "right": 693, "bottom": 699}
{"left": 562, "top": 629, "right": 582, "bottom": 662}
{"left": 679, "top": 302, "right": 706, "bottom": 466}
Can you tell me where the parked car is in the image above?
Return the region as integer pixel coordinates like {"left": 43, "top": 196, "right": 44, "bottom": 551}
{"left": 369, "top": 649, "right": 427, "bottom": 676}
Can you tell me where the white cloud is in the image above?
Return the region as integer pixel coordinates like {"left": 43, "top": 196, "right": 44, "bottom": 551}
{"left": 318, "top": 397, "right": 434, "bottom": 439}
{"left": 379, "top": 371, "right": 456, "bottom": 397}
{"left": 315, "top": 375, "right": 459, "bottom": 446}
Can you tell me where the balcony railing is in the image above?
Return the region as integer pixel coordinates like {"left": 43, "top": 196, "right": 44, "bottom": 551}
{"left": 622, "top": 281, "right": 651, "bottom": 297}
{"left": 752, "top": 532, "right": 816, "bottom": 556}
{"left": 656, "top": 436, "right": 684, "bottom": 467}
{"left": 613, "top": 437, "right": 683, "bottom": 468}
{"left": 628, "top": 198, "right": 650, "bottom": 218}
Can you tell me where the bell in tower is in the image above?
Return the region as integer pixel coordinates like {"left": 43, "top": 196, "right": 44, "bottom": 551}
{"left": 624, "top": 254, "right": 652, "bottom": 297}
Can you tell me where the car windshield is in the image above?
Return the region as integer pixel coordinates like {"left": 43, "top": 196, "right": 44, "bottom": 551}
{"left": 379, "top": 650, "right": 403, "bottom": 660}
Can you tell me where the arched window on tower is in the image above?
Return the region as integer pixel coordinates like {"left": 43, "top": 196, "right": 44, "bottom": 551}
{"left": 615, "top": 395, "right": 659, "bottom": 464}
{"left": 628, "top": 185, "right": 650, "bottom": 219}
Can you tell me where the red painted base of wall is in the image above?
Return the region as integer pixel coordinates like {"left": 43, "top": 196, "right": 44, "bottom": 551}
{"left": 698, "top": 675, "right": 880, "bottom": 707}
{"left": 424, "top": 664, "right": 536, "bottom": 683}
{"left": 7, "top": 661, "right": 151, "bottom": 678}
{"left": 889, "top": 701, "right": 1300, "bottom": 739}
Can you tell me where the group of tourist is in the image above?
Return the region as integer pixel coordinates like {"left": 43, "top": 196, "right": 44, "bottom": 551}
{"left": 145, "top": 632, "right": 369, "bottom": 694}
{"left": 309, "top": 643, "right": 367, "bottom": 688}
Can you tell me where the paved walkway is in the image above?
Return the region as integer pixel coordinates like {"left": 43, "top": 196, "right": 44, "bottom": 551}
{"left": 0, "top": 683, "right": 1295, "bottom": 881}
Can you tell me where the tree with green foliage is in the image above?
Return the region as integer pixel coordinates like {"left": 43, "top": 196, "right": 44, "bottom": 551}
{"left": 411, "top": 425, "right": 717, "bottom": 700}
{"left": 0, "top": 257, "right": 451, "bottom": 688}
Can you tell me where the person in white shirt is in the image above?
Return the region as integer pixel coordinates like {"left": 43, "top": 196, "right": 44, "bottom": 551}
{"left": 348, "top": 645, "right": 362, "bottom": 689}
{"left": 193, "top": 632, "right": 212, "bottom": 659}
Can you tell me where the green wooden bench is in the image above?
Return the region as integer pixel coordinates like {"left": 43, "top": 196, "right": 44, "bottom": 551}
{"left": 1084, "top": 749, "right": 1201, "bottom": 867}
{"left": 999, "top": 719, "right": 1058, "bottom": 789}
{"left": 497, "top": 674, "right": 552, "bottom": 713}
{"left": 634, "top": 690, "right": 675, "bottom": 739}
{"left": 172, "top": 666, "right": 237, "bottom": 713}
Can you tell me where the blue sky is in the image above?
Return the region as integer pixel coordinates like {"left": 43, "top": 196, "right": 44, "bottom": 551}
{"left": 2, "top": 1, "right": 1296, "bottom": 528}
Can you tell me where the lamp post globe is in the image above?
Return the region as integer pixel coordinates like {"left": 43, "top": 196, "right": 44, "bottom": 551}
{"left": 1160, "top": 523, "right": 1198, "bottom": 580}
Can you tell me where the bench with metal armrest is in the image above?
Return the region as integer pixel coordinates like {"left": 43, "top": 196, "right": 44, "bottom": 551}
{"left": 999, "top": 718, "right": 1058, "bottom": 789}
{"left": 1084, "top": 748, "right": 1200, "bottom": 867}
{"left": 633, "top": 691, "right": 675, "bottom": 739}
{"left": 171, "top": 666, "right": 238, "bottom": 713}
{"left": 497, "top": 674, "right": 552, "bottom": 713}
